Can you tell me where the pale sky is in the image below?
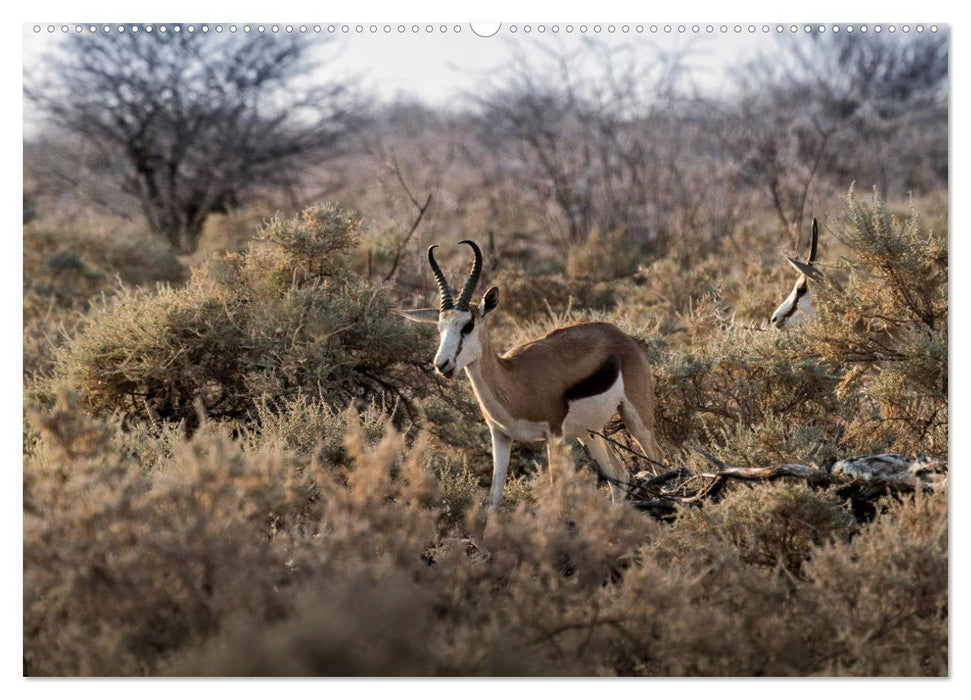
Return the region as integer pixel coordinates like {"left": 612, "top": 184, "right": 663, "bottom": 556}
{"left": 311, "top": 25, "right": 767, "bottom": 106}
{"left": 22, "top": 23, "right": 778, "bottom": 132}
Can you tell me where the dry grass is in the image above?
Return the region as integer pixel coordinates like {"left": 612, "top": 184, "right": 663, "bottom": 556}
{"left": 24, "top": 393, "right": 946, "bottom": 676}
{"left": 23, "top": 192, "right": 947, "bottom": 676}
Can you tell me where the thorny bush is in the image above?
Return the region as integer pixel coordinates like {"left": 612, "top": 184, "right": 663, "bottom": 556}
{"left": 23, "top": 195, "right": 947, "bottom": 676}
{"left": 24, "top": 396, "right": 946, "bottom": 676}
{"left": 43, "top": 204, "right": 433, "bottom": 432}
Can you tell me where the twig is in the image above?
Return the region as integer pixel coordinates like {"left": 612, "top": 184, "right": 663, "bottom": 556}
{"left": 638, "top": 469, "right": 690, "bottom": 489}
{"left": 588, "top": 429, "right": 668, "bottom": 471}
{"left": 712, "top": 291, "right": 769, "bottom": 332}
{"left": 383, "top": 152, "right": 433, "bottom": 282}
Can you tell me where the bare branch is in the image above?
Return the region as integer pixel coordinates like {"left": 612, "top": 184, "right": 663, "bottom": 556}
{"left": 27, "top": 31, "right": 368, "bottom": 252}
{"left": 696, "top": 448, "right": 947, "bottom": 492}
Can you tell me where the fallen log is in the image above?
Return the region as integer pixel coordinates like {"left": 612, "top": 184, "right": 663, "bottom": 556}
{"left": 695, "top": 448, "right": 947, "bottom": 492}
{"left": 590, "top": 430, "right": 947, "bottom": 519}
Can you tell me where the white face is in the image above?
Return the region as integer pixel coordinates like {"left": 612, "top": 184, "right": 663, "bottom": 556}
{"left": 433, "top": 309, "right": 483, "bottom": 378}
{"left": 771, "top": 275, "right": 815, "bottom": 329}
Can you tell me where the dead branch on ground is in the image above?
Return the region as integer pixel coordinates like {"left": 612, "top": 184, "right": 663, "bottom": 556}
{"left": 593, "top": 432, "right": 947, "bottom": 519}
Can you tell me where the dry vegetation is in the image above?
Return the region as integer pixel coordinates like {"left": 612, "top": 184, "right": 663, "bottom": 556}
{"left": 23, "top": 30, "right": 947, "bottom": 677}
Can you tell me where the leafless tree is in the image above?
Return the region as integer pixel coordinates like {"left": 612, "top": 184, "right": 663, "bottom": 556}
{"left": 465, "top": 38, "right": 762, "bottom": 263}
{"left": 725, "top": 30, "right": 947, "bottom": 241}
{"left": 797, "top": 30, "right": 948, "bottom": 195}
{"left": 26, "top": 30, "right": 368, "bottom": 252}
{"left": 470, "top": 39, "right": 698, "bottom": 254}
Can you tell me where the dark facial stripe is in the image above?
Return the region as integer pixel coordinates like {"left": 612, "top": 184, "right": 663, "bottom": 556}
{"left": 564, "top": 355, "right": 621, "bottom": 402}
{"left": 780, "top": 281, "right": 809, "bottom": 323}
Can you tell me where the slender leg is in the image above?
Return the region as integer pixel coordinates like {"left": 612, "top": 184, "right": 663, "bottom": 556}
{"left": 620, "top": 398, "right": 664, "bottom": 464}
{"left": 488, "top": 425, "right": 513, "bottom": 510}
{"left": 584, "top": 433, "right": 629, "bottom": 503}
{"left": 546, "top": 431, "right": 566, "bottom": 485}
{"left": 547, "top": 442, "right": 557, "bottom": 485}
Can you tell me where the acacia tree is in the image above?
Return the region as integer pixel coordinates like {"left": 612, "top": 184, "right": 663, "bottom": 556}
{"left": 27, "top": 30, "right": 366, "bottom": 252}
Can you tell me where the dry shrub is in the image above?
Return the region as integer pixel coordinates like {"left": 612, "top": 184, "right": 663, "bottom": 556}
{"left": 651, "top": 326, "right": 841, "bottom": 456}
{"left": 24, "top": 397, "right": 947, "bottom": 677}
{"left": 436, "top": 460, "right": 482, "bottom": 531}
{"left": 805, "top": 491, "right": 948, "bottom": 675}
{"left": 24, "top": 221, "right": 187, "bottom": 377}
{"left": 164, "top": 420, "right": 454, "bottom": 676}
{"left": 24, "top": 405, "right": 312, "bottom": 675}
{"left": 49, "top": 203, "right": 430, "bottom": 429}
{"left": 637, "top": 192, "right": 947, "bottom": 464}
{"left": 24, "top": 220, "right": 186, "bottom": 295}
{"left": 808, "top": 190, "right": 947, "bottom": 454}
{"left": 605, "top": 545, "right": 829, "bottom": 676}
{"left": 417, "top": 389, "right": 490, "bottom": 454}
{"left": 489, "top": 270, "right": 616, "bottom": 322}
{"left": 249, "top": 394, "right": 388, "bottom": 466}
{"left": 566, "top": 227, "right": 643, "bottom": 280}
{"left": 242, "top": 203, "right": 363, "bottom": 292}
{"left": 193, "top": 201, "right": 279, "bottom": 255}
{"left": 635, "top": 254, "right": 726, "bottom": 323}
{"left": 658, "top": 482, "right": 852, "bottom": 576}
{"left": 23, "top": 193, "right": 947, "bottom": 677}
{"left": 172, "top": 574, "right": 445, "bottom": 676}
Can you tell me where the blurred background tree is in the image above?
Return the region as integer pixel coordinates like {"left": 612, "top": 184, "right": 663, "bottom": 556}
{"left": 726, "top": 31, "right": 947, "bottom": 246}
{"left": 472, "top": 40, "right": 693, "bottom": 255}
{"left": 467, "top": 31, "right": 945, "bottom": 264}
{"left": 23, "top": 30, "right": 947, "bottom": 263}
{"left": 26, "top": 31, "right": 367, "bottom": 253}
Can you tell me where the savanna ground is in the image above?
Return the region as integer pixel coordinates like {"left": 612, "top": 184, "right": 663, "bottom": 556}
{"left": 22, "top": 29, "right": 947, "bottom": 676}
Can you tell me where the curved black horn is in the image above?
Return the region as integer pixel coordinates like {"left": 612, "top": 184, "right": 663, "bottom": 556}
{"left": 427, "top": 245, "right": 454, "bottom": 312}
{"left": 808, "top": 217, "right": 819, "bottom": 264}
{"left": 455, "top": 240, "right": 483, "bottom": 311}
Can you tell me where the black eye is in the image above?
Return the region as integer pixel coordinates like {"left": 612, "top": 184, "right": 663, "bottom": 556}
{"left": 461, "top": 319, "right": 475, "bottom": 335}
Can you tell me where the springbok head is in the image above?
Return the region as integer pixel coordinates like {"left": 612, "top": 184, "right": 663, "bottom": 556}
{"left": 771, "top": 217, "right": 822, "bottom": 329}
{"left": 399, "top": 240, "right": 500, "bottom": 378}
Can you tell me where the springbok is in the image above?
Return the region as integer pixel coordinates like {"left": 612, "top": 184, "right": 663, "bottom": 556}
{"left": 771, "top": 217, "right": 823, "bottom": 329}
{"left": 400, "top": 240, "right": 664, "bottom": 509}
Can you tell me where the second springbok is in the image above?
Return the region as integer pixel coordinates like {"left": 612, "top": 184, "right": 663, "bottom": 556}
{"left": 771, "top": 217, "right": 824, "bottom": 329}
{"left": 400, "top": 240, "right": 664, "bottom": 509}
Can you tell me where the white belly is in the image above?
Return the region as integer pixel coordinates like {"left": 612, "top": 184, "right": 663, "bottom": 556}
{"left": 487, "top": 415, "right": 550, "bottom": 443}
{"left": 560, "top": 374, "right": 625, "bottom": 439}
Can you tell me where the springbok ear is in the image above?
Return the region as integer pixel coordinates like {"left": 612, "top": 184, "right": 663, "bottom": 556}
{"left": 395, "top": 308, "right": 440, "bottom": 324}
{"left": 478, "top": 286, "right": 500, "bottom": 317}
{"left": 784, "top": 256, "right": 822, "bottom": 280}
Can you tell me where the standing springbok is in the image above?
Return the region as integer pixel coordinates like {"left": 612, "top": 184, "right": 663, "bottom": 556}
{"left": 770, "top": 217, "right": 823, "bottom": 329}
{"left": 400, "top": 240, "right": 664, "bottom": 509}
